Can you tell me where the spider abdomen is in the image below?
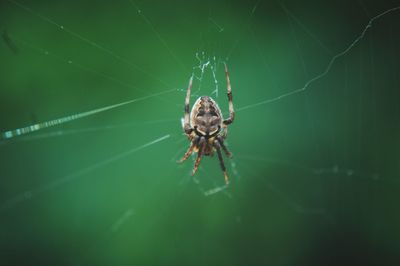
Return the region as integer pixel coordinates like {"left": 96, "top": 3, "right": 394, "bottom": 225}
{"left": 190, "top": 96, "right": 222, "bottom": 137}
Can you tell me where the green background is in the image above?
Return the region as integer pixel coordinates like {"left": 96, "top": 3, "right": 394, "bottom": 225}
{"left": 1, "top": 0, "right": 400, "bottom": 265}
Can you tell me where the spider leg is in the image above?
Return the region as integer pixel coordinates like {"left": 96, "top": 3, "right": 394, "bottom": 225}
{"left": 183, "top": 76, "right": 193, "bottom": 135}
{"left": 178, "top": 136, "right": 199, "bottom": 163}
{"left": 214, "top": 140, "right": 229, "bottom": 184}
{"left": 209, "top": 146, "right": 215, "bottom": 157}
{"left": 223, "top": 63, "right": 235, "bottom": 126}
{"left": 192, "top": 136, "right": 205, "bottom": 176}
{"left": 216, "top": 136, "right": 232, "bottom": 158}
{"left": 221, "top": 124, "right": 228, "bottom": 138}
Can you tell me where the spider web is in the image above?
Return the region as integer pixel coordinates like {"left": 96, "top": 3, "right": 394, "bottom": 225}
{"left": 1, "top": 0, "right": 400, "bottom": 264}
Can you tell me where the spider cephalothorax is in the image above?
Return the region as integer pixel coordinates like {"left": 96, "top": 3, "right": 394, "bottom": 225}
{"left": 178, "top": 63, "right": 235, "bottom": 184}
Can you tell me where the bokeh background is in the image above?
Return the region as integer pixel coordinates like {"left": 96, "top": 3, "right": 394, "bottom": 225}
{"left": 1, "top": 0, "right": 400, "bottom": 265}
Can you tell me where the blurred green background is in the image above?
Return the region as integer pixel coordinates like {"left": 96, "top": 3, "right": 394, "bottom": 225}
{"left": 1, "top": 0, "right": 400, "bottom": 265}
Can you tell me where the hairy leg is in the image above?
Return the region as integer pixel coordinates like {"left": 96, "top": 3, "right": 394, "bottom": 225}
{"left": 178, "top": 136, "right": 199, "bottom": 163}
{"left": 192, "top": 136, "right": 206, "bottom": 176}
{"left": 183, "top": 76, "right": 194, "bottom": 134}
{"left": 214, "top": 139, "right": 229, "bottom": 184}
{"left": 223, "top": 63, "right": 235, "bottom": 125}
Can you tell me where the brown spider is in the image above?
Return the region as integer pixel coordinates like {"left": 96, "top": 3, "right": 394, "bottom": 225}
{"left": 178, "top": 63, "right": 235, "bottom": 184}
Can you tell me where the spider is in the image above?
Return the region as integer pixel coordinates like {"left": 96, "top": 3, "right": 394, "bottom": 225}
{"left": 178, "top": 63, "right": 235, "bottom": 184}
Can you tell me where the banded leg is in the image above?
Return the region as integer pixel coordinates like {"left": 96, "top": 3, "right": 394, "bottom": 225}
{"left": 214, "top": 140, "right": 229, "bottom": 184}
{"left": 223, "top": 63, "right": 235, "bottom": 125}
{"left": 183, "top": 76, "right": 193, "bottom": 134}
{"left": 192, "top": 137, "right": 206, "bottom": 176}
{"left": 221, "top": 124, "right": 228, "bottom": 138}
{"left": 216, "top": 136, "right": 232, "bottom": 158}
{"left": 178, "top": 136, "right": 198, "bottom": 163}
